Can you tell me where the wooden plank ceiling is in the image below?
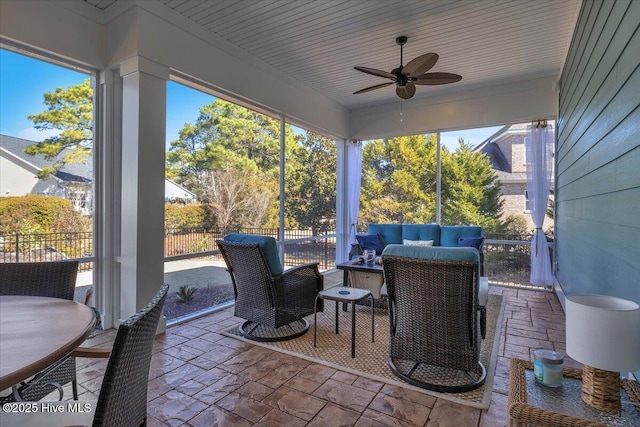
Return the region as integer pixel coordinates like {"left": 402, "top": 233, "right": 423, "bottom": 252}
{"left": 86, "top": 0, "right": 581, "bottom": 110}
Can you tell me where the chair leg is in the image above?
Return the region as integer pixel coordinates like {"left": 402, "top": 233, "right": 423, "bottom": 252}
{"left": 480, "top": 307, "right": 486, "bottom": 339}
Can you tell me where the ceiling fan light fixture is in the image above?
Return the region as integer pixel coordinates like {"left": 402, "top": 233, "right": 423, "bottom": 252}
{"left": 353, "top": 36, "right": 461, "bottom": 100}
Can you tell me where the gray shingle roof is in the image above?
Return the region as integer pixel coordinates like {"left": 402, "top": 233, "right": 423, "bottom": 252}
{"left": 481, "top": 142, "right": 511, "bottom": 173}
{"left": 473, "top": 125, "right": 512, "bottom": 173}
{"left": 0, "top": 134, "right": 92, "bottom": 183}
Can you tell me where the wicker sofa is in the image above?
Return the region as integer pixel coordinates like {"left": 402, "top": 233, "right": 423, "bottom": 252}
{"left": 352, "top": 224, "right": 484, "bottom": 269}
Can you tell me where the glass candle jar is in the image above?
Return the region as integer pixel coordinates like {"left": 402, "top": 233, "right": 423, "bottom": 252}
{"left": 362, "top": 249, "right": 376, "bottom": 264}
{"left": 533, "top": 349, "right": 564, "bottom": 387}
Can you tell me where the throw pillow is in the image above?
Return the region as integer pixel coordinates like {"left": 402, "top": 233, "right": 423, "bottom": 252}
{"left": 403, "top": 239, "right": 434, "bottom": 246}
{"left": 356, "top": 234, "right": 385, "bottom": 254}
{"left": 458, "top": 236, "right": 485, "bottom": 251}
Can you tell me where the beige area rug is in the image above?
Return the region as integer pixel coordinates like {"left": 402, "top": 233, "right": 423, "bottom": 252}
{"left": 222, "top": 294, "right": 505, "bottom": 409}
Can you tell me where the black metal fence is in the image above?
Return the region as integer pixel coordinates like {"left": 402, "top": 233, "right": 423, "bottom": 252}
{"left": 484, "top": 233, "right": 553, "bottom": 289}
{"left": 0, "top": 232, "right": 93, "bottom": 263}
{"left": 1, "top": 229, "right": 548, "bottom": 288}
{"left": 164, "top": 227, "right": 337, "bottom": 270}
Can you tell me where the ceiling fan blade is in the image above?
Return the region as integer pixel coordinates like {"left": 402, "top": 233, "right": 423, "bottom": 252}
{"left": 413, "top": 72, "right": 462, "bottom": 85}
{"left": 353, "top": 82, "right": 394, "bottom": 95}
{"left": 403, "top": 53, "right": 439, "bottom": 78}
{"left": 354, "top": 66, "right": 396, "bottom": 79}
{"left": 396, "top": 82, "right": 416, "bottom": 99}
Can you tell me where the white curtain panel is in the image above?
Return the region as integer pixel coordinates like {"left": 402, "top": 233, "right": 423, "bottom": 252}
{"left": 346, "top": 141, "right": 363, "bottom": 253}
{"left": 525, "top": 124, "right": 554, "bottom": 286}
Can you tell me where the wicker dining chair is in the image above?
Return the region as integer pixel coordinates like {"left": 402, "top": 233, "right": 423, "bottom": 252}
{"left": 381, "top": 245, "right": 486, "bottom": 393}
{"left": 217, "top": 233, "right": 323, "bottom": 342}
{"left": 0, "top": 260, "right": 82, "bottom": 402}
{"left": 82, "top": 283, "right": 169, "bottom": 427}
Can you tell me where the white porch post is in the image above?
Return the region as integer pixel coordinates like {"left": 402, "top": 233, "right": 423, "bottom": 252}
{"left": 336, "top": 139, "right": 348, "bottom": 263}
{"left": 119, "top": 56, "right": 168, "bottom": 325}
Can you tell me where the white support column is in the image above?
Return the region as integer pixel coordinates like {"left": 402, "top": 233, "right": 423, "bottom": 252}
{"left": 119, "top": 56, "right": 168, "bottom": 326}
{"left": 278, "top": 116, "right": 285, "bottom": 263}
{"left": 335, "top": 139, "right": 348, "bottom": 264}
{"left": 93, "top": 69, "right": 116, "bottom": 330}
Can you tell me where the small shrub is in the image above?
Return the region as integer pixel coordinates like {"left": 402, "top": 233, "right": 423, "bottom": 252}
{"left": 175, "top": 285, "right": 197, "bottom": 304}
{"left": 165, "top": 203, "right": 217, "bottom": 231}
{"left": 503, "top": 214, "right": 531, "bottom": 237}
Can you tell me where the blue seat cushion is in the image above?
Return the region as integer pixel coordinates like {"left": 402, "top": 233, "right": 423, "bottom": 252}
{"left": 382, "top": 244, "right": 480, "bottom": 263}
{"left": 224, "top": 233, "right": 283, "bottom": 276}
{"left": 356, "top": 234, "right": 385, "bottom": 254}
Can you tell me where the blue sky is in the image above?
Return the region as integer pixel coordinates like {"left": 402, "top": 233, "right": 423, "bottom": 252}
{"left": 0, "top": 49, "right": 88, "bottom": 141}
{"left": 1, "top": 48, "right": 501, "bottom": 150}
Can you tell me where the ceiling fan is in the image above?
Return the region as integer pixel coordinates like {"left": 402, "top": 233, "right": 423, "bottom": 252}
{"left": 353, "top": 36, "right": 462, "bottom": 100}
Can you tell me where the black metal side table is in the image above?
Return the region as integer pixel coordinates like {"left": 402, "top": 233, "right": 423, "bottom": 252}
{"left": 313, "top": 286, "right": 374, "bottom": 358}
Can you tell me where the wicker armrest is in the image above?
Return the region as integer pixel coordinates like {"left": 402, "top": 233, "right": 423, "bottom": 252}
{"left": 279, "top": 262, "right": 321, "bottom": 277}
{"left": 70, "top": 347, "right": 111, "bottom": 358}
{"left": 275, "top": 262, "right": 323, "bottom": 312}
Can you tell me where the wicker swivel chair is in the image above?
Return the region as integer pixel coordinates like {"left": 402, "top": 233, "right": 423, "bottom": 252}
{"left": 381, "top": 245, "right": 486, "bottom": 393}
{"left": 217, "top": 233, "right": 323, "bottom": 342}
{"left": 0, "top": 260, "right": 82, "bottom": 401}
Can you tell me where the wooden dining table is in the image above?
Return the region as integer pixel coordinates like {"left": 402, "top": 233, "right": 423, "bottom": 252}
{"left": 0, "top": 295, "right": 96, "bottom": 391}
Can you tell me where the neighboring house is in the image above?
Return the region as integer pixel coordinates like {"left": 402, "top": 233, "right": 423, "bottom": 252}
{"left": 165, "top": 178, "right": 196, "bottom": 204}
{"left": 475, "top": 123, "right": 553, "bottom": 233}
{"left": 1, "top": 135, "right": 196, "bottom": 215}
{"left": 0, "top": 134, "right": 94, "bottom": 215}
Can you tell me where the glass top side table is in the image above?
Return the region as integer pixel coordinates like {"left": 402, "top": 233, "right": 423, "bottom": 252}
{"left": 313, "top": 286, "right": 374, "bottom": 358}
{"left": 508, "top": 358, "right": 640, "bottom": 427}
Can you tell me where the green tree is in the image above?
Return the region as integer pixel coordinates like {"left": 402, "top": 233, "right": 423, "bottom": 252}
{"left": 286, "top": 131, "right": 336, "bottom": 235}
{"left": 441, "top": 138, "right": 503, "bottom": 231}
{"left": 24, "top": 79, "right": 93, "bottom": 177}
{"left": 359, "top": 135, "right": 502, "bottom": 230}
{"left": 166, "top": 99, "right": 292, "bottom": 228}
{"left": 359, "top": 134, "right": 438, "bottom": 226}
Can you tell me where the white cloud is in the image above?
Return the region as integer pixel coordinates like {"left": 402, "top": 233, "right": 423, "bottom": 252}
{"left": 16, "top": 127, "right": 59, "bottom": 142}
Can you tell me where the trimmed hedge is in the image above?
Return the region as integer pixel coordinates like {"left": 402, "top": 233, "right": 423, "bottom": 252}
{"left": 0, "top": 195, "right": 89, "bottom": 234}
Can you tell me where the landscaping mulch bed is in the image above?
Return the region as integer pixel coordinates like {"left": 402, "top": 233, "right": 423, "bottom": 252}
{"left": 163, "top": 284, "right": 234, "bottom": 320}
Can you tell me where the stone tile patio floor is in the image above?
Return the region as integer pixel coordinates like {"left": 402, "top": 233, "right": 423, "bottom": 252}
{"left": 73, "top": 271, "right": 577, "bottom": 426}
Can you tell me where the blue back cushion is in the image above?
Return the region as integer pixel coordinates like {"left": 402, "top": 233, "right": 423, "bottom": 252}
{"left": 440, "top": 226, "right": 483, "bottom": 247}
{"left": 224, "top": 233, "right": 283, "bottom": 276}
{"left": 355, "top": 234, "right": 385, "bottom": 254}
{"left": 402, "top": 224, "right": 441, "bottom": 246}
{"left": 367, "top": 224, "right": 402, "bottom": 245}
